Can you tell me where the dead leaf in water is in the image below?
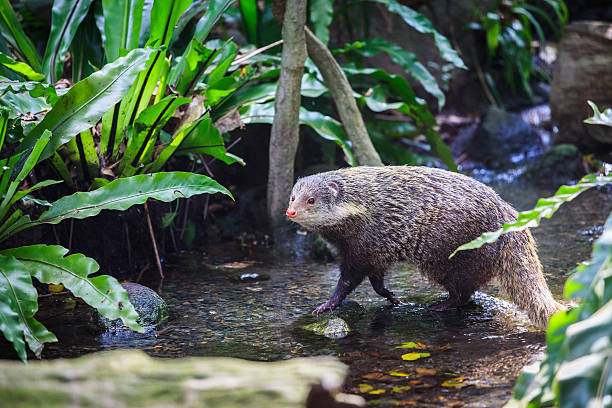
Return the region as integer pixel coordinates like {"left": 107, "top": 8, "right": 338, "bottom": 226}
{"left": 362, "top": 372, "right": 385, "bottom": 380}
{"left": 392, "top": 385, "right": 412, "bottom": 392}
{"left": 396, "top": 341, "right": 426, "bottom": 349}
{"left": 358, "top": 384, "right": 373, "bottom": 393}
{"left": 369, "top": 389, "right": 386, "bottom": 395}
{"left": 389, "top": 370, "right": 410, "bottom": 377}
{"left": 415, "top": 368, "right": 437, "bottom": 376}
{"left": 401, "top": 352, "right": 430, "bottom": 361}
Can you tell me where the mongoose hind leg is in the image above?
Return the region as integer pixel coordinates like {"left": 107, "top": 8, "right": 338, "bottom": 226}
{"left": 369, "top": 276, "right": 400, "bottom": 305}
{"left": 428, "top": 294, "right": 472, "bottom": 311}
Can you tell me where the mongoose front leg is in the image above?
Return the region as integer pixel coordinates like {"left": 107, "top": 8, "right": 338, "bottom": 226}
{"left": 369, "top": 276, "right": 400, "bottom": 305}
{"left": 313, "top": 268, "right": 364, "bottom": 315}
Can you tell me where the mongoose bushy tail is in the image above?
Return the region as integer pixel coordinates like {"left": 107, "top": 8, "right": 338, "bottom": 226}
{"left": 497, "top": 230, "right": 565, "bottom": 328}
{"left": 285, "top": 166, "right": 565, "bottom": 329}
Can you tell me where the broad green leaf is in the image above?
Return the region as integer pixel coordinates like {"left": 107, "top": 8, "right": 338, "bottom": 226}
{"left": 241, "top": 101, "right": 357, "bottom": 166}
{"left": 69, "top": 6, "right": 105, "bottom": 82}
{"left": 450, "top": 174, "right": 612, "bottom": 258}
{"left": 148, "top": 0, "right": 191, "bottom": 48}
{"left": 0, "top": 79, "right": 60, "bottom": 105}
{"left": 0, "top": 130, "right": 51, "bottom": 223}
{"left": 119, "top": 95, "right": 191, "bottom": 176}
{"left": 19, "top": 47, "right": 156, "bottom": 163}
{"left": 0, "top": 0, "right": 43, "bottom": 72}
{"left": 193, "top": 0, "right": 235, "bottom": 44}
{"left": 2, "top": 245, "right": 143, "bottom": 333}
{"left": 239, "top": 0, "right": 258, "bottom": 45}
{"left": 585, "top": 101, "right": 612, "bottom": 127}
{"left": 0, "top": 52, "right": 44, "bottom": 81}
{"left": 171, "top": 39, "right": 216, "bottom": 95}
{"left": 0, "top": 254, "right": 57, "bottom": 361}
{"left": 337, "top": 38, "right": 445, "bottom": 109}
{"left": 43, "top": 0, "right": 96, "bottom": 83}
{"left": 101, "top": 0, "right": 145, "bottom": 62}
{"left": 310, "top": 0, "right": 334, "bottom": 45}
{"left": 35, "top": 172, "right": 232, "bottom": 226}
{"left": 175, "top": 115, "right": 245, "bottom": 166}
{"left": 148, "top": 117, "right": 205, "bottom": 173}
{"left": 0, "top": 107, "right": 7, "bottom": 153}
{"left": 370, "top": 0, "right": 466, "bottom": 69}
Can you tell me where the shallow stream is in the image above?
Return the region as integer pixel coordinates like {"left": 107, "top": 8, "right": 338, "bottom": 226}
{"left": 2, "top": 178, "right": 610, "bottom": 407}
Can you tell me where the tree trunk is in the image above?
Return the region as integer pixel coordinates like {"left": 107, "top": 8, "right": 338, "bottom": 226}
{"left": 267, "top": 0, "right": 308, "bottom": 229}
{"left": 305, "top": 27, "right": 383, "bottom": 167}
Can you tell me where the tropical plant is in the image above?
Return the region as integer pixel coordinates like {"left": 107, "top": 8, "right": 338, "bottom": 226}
{"left": 228, "top": 0, "right": 464, "bottom": 170}
{"left": 451, "top": 102, "right": 612, "bottom": 407}
{"left": 468, "top": 0, "right": 568, "bottom": 103}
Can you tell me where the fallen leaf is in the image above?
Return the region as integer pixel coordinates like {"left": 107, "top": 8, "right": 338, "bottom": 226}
{"left": 48, "top": 284, "right": 64, "bottom": 293}
{"left": 363, "top": 372, "right": 385, "bottom": 380}
{"left": 416, "top": 368, "right": 436, "bottom": 376}
{"left": 369, "top": 389, "right": 386, "bottom": 394}
{"left": 441, "top": 378, "right": 467, "bottom": 388}
{"left": 438, "top": 343, "right": 451, "bottom": 351}
{"left": 396, "top": 341, "right": 427, "bottom": 349}
{"left": 359, "top": 384, "right": 373, "bottom": 393}
{"left": 389, "top": 370, "right": 410, "bottom": 377}
{"left": 402, "top": 352, "right": 431, "bottom": 361}
{"left": 392, "top": 385, "right": 412, "bottom": 392}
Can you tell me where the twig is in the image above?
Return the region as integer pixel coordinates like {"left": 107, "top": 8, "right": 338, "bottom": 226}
{"left": 231, "top": 40, "right": 284, "bottom": 66}
{"left": 179, "top": 199, "right": 191, "bottom": 240}
{"left": 135, "top": 263, "right": 150, "bottom": 284}
{"left": 68, "top": 219, "right": 74, "bottom": 251}
{"left": 144, "top": 202, "right": 164, "bottom": 279}
{"left": 470, "top": 45, "right": 498, "bottom": 107}
{"left": 38, "top": 290, "right": 70, "bottom": 298}
{"left": 123, "top": 219, "right": 132, "bottom": 266}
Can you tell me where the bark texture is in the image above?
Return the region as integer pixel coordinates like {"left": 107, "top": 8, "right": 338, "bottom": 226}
{"left": 305, "top": 27, "right": 383, "bottom": 167}
{"left": 267, "top": 0, "right": 308, "bottom": 227}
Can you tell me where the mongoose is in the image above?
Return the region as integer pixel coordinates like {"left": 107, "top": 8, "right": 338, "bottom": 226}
{"left": 285, "top": 166, "right": 564, "bottom": 329}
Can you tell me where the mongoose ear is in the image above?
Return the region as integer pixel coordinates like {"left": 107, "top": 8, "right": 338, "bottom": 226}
{"left": 328, "top": 181, "right": 342, "bottom": 199}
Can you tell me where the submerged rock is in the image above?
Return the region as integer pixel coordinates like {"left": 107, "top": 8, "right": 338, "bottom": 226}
{"left": 95, "top": 283, "right": 168, "bottom": 332}
{"left": 303, "top": 317, "right": 351, "bottom": 339}
{"left": 0, "top": 349, "right": 364, "bottom": 408}
{"left": 467, "top": 107, "right": 542, "bottom": 169}
{"left": 524, "top": 144, "right": 585, "bottom": 186}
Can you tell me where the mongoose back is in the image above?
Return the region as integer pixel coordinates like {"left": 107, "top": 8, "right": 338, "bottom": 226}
{"left": 285, "top": 166, "right": 564, "bottom": 329}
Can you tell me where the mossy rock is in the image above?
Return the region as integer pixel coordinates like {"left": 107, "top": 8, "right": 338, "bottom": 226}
{"left": 0, "top": 350, "right": 364, "bottom": 407}
{"left": 95, "top": 282, "right": 168, "bottom": 331}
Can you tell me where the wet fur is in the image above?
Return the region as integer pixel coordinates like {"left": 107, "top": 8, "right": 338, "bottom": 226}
{"left": 287, "top": 166, "right": 564, "bottom": 328}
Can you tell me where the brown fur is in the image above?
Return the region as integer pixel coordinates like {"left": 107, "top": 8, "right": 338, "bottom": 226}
{"left": 286, "top": 166, "right": 564, "bottom": 329}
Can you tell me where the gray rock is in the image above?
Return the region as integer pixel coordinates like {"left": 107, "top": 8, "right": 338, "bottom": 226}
{"left": 524, "top": 144, "right": 585, "bottom": 186}
{"left": 550, "top": 21, "right": 612, "bottom": 155}
{"left": 467, "top": 107, "right": 542, "bottom": 168}
{"left": 95, "top": 283, "right": 168, "bottom": 332}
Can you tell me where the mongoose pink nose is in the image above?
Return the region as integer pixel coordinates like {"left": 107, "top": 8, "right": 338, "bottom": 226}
{"left": 286, "top": 209, "right": 297, "bottom": 218}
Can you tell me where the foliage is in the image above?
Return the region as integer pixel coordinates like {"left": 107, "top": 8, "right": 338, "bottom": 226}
{"left": 466, "top": 102, "right": 612, "bottom": 407}
{"left": 450, "top": 173, "right": 612, "bottom": 258}
{"left": 506, "top": 211, "right": 612, "bottom": 407}
{"left": 468, "top": 0, "right": 568, "bottom": 102}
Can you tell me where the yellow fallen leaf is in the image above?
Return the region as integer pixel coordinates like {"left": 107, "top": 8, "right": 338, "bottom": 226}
{"left": 396, "top": 341, "right": 427, "bottom": 349}
{"left": 392, "top": 385, "right": 412, "bottom": 392}
{"left": 369, "top": 389, "right": 386, "bottom": 394}
{"left": 402, "top": 352, "right": 431, "bottom": 361}
{"left": 48, "top": 284, "right": 64, "bottom": 293}
{"left": 359, "top": 384, "right": 373, "bottom": 393}
{"left": 441, "top": 379, "right": 466, "bottom": 388}
{"left": 416, "top": 368, "right": 436, "bottom": 376}
{"left": 389, "top": 370, "right": 410, "bottom": 377}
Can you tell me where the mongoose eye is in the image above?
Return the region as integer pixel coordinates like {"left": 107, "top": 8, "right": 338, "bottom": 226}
{"left": 290, "top": 195, "right": 295, "bottom": 202}
{"left": 307, "top": 197, "right": 315, "bottom": 205}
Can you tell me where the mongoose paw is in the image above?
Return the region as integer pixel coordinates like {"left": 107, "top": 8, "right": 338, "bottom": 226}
{"left": 312, "top": 301, "right": 337, "bottom": 315}
{"left": 428, "top": 298, "right": 460, "bottom": 311}
{"left": 387, "top": 294, "right": 401, "bottom": 305}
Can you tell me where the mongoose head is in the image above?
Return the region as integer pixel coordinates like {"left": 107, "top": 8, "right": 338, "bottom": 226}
{"left": 285, "top": 175, "right": 342, "bottom": 230}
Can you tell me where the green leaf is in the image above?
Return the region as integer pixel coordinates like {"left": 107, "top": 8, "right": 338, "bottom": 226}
{"left": 336, "top": 38, "right": 445, "bottom": 109}
{"left": 43, "top": 0, "right": 96, "bottom": 83}
{"left": 19, "top": 47, "right": 156, "bottom": 163}
{"left": 310, "top": 0, "right": 334, "bottom": 45}
{"left": 100, "top": 0, "right": 145, "bottom": 62}
{"left": 0, "top": 79, "right": 60, "bottom": 105}
{"left": 0, "top": 52, "right": 44, "bottom": 81}
{"left": 241, "top": 101, "right": 358, "bottom": 166}
{"left": 148, "top": 0, "right": 191, "bottom": 48}
{"left": 0, "top": 254, "right": 57, "bottom": 361}
{"left": 0, "top": 0, "right": 43, "bottom": 72}
{"left": 192, "top": 0, "right": 235, "bottom": 44}
{"left": 239, "top": 0, "right": 258, "bottom": 45}
{"left": 585, "top": 101, "right": 612, "bottom": 127}
{"left": 2, "top": 245, "right": 143, "bottom": 333}
{"left": 450, "top": 174, "right": 612, "bottom": 258}
{"left": 176, "top": 115, "right": 245, "bottom": 166}
{"left": 35, "top": 172, "right": 232, "bottom": 226}
{"left": 370, "top": 0, "right": 466, "bottom": 69}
